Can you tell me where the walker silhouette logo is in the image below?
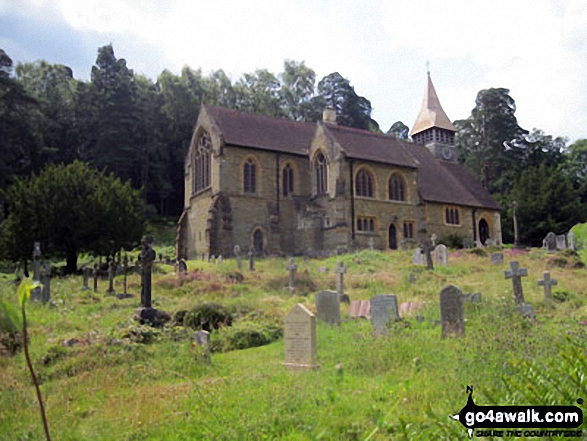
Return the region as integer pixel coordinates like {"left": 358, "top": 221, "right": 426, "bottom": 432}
{"left": 450, "top": 386, "right": 583, "bottom": 438}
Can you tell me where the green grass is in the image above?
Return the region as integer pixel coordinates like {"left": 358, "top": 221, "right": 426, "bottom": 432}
{"left": 1, "top": 247, "right": 587, "bottom": 440}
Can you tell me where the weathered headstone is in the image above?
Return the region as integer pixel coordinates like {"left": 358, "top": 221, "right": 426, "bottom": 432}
{"left": 370, "top": 294, "right": 399, "bottom": 333}
{"left": 234, "top": 245, "right": 243, "bottom": 270}
{"left": 568, "top": 231, "right": 576, "bottom": 251}
{"left": 248, "top": 248, "right": 255, "bottom": 271}
{"left": 412, "top": 249, "right": 425, "bottom": 265}
{"left": 315, "top": 290, "right": 341, "bottom": 325}
{"left": 490, "top": 252, "right": 504, "bottom": 265}
{"left": 82, "top": 264, "right": 91, "bottom": 290}
{"left": 348, "top": 300, "right": 371, "bottom": 319}
{"left": 284, "top": 304, "right": 318, "bottom": 369}
{"left": 211, "top": 254, "right": 216, "bottom": 264}
{"left": 556, "top": 234, "right": 567, "bottom": 250}
{"left": 544, "top": 232, "right": 557, "bottom": 253}
{"left": 368, "top": 237, "right": 375, "bottom": 251}
{"left": 335, "top": 261, "right": 347, "bottom": 300}
{"left": 93, "top": 264, "right": 99, "bottom": 293}
{"left": 538, "top": 271, "right": 558, "bottom": 300}
{"left": 107, "top": 260, "right": 115, "bottom": 295}
{"left": 440, "top": 285, "right": 464, "bottom": 338}
{"left": 286, "top": 258, "right": 297, "bottom": 291}
{"left": 422, "top": 240, "right": 434, "bottom": 270}
{"left": 434, "top": 244, "right": 448, "bottom": 267}
{"left": 178, "top": 259, "right": 188, "bottom": 276}
{"left": 194, "top": 330, "right": 211, "bottom": 364}
{"left": 504, "top": 261, "right": 528, "bottom": 304}
{"left": 218, "top": 255, "right": 223, "bottom": 265}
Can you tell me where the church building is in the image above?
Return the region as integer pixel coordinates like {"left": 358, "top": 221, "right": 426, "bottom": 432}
{"left": 176, "top": 74, "right": 502, "bottom": 259}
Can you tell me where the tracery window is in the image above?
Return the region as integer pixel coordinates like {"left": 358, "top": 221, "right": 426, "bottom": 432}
{"left": 315, "top": 152, "right": 328, "bottom": 195}
{"left": 244, "top": 157, "right": 257, "bottom": 194}
{"left": 388, "top": 173, "right": 406, "bottom": 201}
{"left": 355, "top": 168, "right": 374, "bottom": 198}
{"left": 192, "top": 132, "right": 212, "bottom": 193}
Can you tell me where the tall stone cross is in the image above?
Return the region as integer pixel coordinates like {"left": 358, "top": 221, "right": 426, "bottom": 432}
{"left": 513, "top": 201, "right": 521, "bottom": 249}
{"left": 422, "top": 240, "right": 434, "bottom": 270}
{"left": 140, "top": 235, "right": 156, "bottom": 308}
{"left": 93, "top": 264, "right": 99, "bottom": 292}
{"left": 335, "top": 261, "right": 347, "bottom": 299}
{"left": 107, "top": 259, "right": 115, "bottom": 294}
{"left": 538, "top": 271, "right": 558, "bottom": 300}
{"left": 286, "top": 258, "right": 297, "bottom": 290}
{"left": 504, "top": 261, "right": 528, "bottom": 304}
{"left": 234, "top": 245, "right": 243, "bottom": 271}
{"left": 248, "top": 248, "right": 255, "bottom": 271}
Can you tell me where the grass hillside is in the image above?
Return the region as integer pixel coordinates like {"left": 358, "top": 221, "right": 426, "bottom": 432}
{"left": 1, "top": 246, "right": 586, "bottom": 440}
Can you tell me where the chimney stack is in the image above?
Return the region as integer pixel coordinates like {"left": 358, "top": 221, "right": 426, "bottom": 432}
{"left": 322, "top": 107, "right": 337, "bottom": 124}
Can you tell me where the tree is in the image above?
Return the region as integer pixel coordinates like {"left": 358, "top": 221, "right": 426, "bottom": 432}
{"left": 387, "top": 121, "right": 409, "bottom": 139}
{"left": 316, "top": 72, "right": 379, "bottom": 131}
{"left": 2, "top": 161, "right": 145, "bottom": 273}
{"left": 279, "top": 60, "right": 318, "bottom": 121}
{"left": 562, "top": 139, "right": 587, "bottom": 204}
{"left": 235, "top": 69, "right": 282, "bottom": 117}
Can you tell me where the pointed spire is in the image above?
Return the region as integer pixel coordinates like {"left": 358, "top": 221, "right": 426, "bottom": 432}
{"left": 410, "top": 73, "right": 456, "bottom": 136}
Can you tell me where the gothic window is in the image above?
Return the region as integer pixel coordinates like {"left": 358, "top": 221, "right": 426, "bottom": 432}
{"left": 244, "top": 157, "right": 257, "bottom": 194}
{"left": 192, "top": 132, "right": 212, "bottom": 194}
{"left": 445, "top": 206, "right": 461, "bottom": 225}
{"left": 403, "top": 221, "right": 414, "bottom": 238}
{"left": 388, "top": 173, "right": 406, "bottom": 201}
{"left": 355, "top": 168, "right": 374, "bottom": 198}
{"left": 315, "top": 152, "right": 328, "bottom": 195}
{"left": 283, "top": 163, "right": 294, "bottom": 197}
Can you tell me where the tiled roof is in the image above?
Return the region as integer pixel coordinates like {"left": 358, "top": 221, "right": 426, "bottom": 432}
{"left": 205, "top": 106, "right": 315, "bottom": 155}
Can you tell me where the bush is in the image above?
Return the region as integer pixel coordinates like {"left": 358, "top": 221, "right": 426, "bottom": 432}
{"left": 468, "top": 248, "right": 487, "bottom": 257}
{"left": 212, "top": 319, "right": 283, "bottom": 352}
{"left": 0, "top": 300, "right": 22, "bottom": 355}
{"left": 440, "top": 234, "right": 464, "bottom": 249}
{"left": 183, "top": 303, "right": 233, "bottom": 331}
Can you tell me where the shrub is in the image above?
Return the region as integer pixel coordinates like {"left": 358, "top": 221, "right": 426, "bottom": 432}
{"left": 183, "top": 303, "right": 233, "bottom": 331}
{"left": 0, "top": 300, "right": 22, "bottom": 355}
{"left": 440, "top": 234, "right": 464, "bottom": 249}
{"left": 212, "top": 319, "right": 283, "bottom": 352}
{"left": 468, "top": 248, "right": 487, "bottom": 257}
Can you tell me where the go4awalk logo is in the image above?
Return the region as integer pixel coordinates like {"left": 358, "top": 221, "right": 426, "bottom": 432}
{"left": 450, "top": 386, "right": 583, "bottom": 438}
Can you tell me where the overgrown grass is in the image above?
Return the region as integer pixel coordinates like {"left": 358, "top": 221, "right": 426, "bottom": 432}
{"left": 1, "top": 246, "right": 587, "bottom": 440}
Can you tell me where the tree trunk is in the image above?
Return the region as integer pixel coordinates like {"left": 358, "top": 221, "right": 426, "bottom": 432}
{"left": 66, "top": 250, "right": 78, "bottom": 274}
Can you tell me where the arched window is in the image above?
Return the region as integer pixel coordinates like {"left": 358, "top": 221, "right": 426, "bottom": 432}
{"left": 355, "top": 168, "right": 374, "bottom": 198}
{"left": 244, "top": 157, "right": 257, "bottom": 194}
{"left": 283, "top": 164, "right": 294, "bottom": 197}
{"left": 388, "top": 174, "right": 406, "bottom": 201}
{"left": 192, "top": 132, "right": 212, "bottom": 193}
{"left": 315, "top": 152, "right": 328, "bottom": 195}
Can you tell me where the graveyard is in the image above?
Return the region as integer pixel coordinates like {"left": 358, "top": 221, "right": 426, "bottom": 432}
{"left": 1, "top": 237, "right": 587, "bottom": 439}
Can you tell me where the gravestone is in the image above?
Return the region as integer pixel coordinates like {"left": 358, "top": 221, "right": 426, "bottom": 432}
{"left": 82, "top": 264, "right": 91, "bottom": 290}
{"left": 422, "top": 240, "right": 434, "bottom": 270}
{"left": 211, "top": 254, "right": 216, "bottom": 264}
{"left": 286, "top": 258, "right": 297, "bottom": 291}
{"left": 234, "top": 245, "right": 243, "bottom": 270}
{"left": 544, "top": 232, "right": 557, "bottom": 253}
{"left": 348, "top": 300, "right": 371, "bottom": 319}
{"left": 434, "top": 244, "right": 448, "bottom": 267}
{"left": 335, "top": 261, "right": 347, "bottom": 299}
{"left": 412, "top": 249, "right": 424, "bottom": 265}
{"left": 194, "top": 330, "right": 211, "bottom": 364}
{"left": 504, "top": 261, "right": 528, "bottom": 304}
{"left": 39, "top": 261, "right": 51, "bottom": 303}
{"left": 315, "top": 290, "right": 341, "bottom": 325}
{"left": 517, "top": 303, "right": 536, "bottom": 322}
{"left": 248, "top": 248, "right": 255, "bottom": 271}
{"left": 284, "top": 304, "right": 318, "bottom": 369}
{"left": 178, "top": 259, "right": 188, "bottom": 276}
{"left": 568, "top": 231, "right": 576, "bottom": 250}
{"left": 122, "top": 255, "right": 129, "bottom": 296}
{"left": 370, "top": 294, "right": 399, "bottom": 334}
{"left": 440, "top": 285, "right": 464, "bottom": 338}
{"left": 107, "top": 260, "right": 115, "bottom": 294}
{"left": 490, "top": 252, "right": 504, "bottom": 265}
{"left": 218, "top": 255, "right": 223, "bottom": 265}
{"left": 140, "top": 235, "right": 156, "bottom": 308}
{"left": 93, "top": 264, "right": 99, "bottom": 292}
{"left": 368, "top": 237, "right": 375, "bottom": 251}
{"left": 31, "top": 242, "right": 43, "bottom": 301}
{"left": 538, "top": 271, "right": 558, "bottom": 300}
{"left": 556, "top": 234, "right": 567, "bottom": 250}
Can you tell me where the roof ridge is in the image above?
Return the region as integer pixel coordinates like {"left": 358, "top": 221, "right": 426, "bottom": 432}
{"left": 205, "top": 105, "right": 316, "bottom": 128}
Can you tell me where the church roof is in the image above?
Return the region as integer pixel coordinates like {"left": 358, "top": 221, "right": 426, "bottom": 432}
{"left": 410, "top": 74, "right": 456, "bottom": 136}
{"left": 205, "top": 106, "right": 315, "bottom": 155}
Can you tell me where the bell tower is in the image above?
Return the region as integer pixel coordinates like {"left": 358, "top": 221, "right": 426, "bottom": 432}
{"left": 410, "top": 72, "right": 457, "bottom": 161}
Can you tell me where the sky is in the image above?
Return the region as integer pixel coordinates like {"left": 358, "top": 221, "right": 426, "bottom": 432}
{"left": 1, "top": 0, "right": 586, "bottom": 143}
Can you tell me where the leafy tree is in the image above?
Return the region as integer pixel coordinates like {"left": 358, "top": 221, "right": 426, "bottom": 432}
{"left": 235, "top": 69, "right": 282, "bottom": 117}
{"left": 2, "top": 161, "right": 145, "bottom": 273}
{"left": 387, "top": 121, "right": 409, "bottom": 139}
{"left": 279, "top": 60, "right": 318, "bottom": 121}
{"left": 562, "top": 139, "right": 587, "bottom": 204}
{"left": 316, "top": 72, "right": 379, "bottom": 131}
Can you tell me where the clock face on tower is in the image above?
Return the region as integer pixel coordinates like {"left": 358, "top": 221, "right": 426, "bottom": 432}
{"left": 442, "top": 146, "right": 453, "bottom": 160}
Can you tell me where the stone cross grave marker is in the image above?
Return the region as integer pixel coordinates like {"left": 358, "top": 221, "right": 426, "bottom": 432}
{"left": 234, "top": 245, "right": 243, "bottom": 271}
{"left": 434, "top": 244, "right": 448, "bottom": 267}
{"left": 140, "top": 235, "right": 156, "bottom": 308}
{"left": 315, "top": 290, "right": 341, "bottom": 325}
{"left": 107, "top": 260, "right": 116, "bottom": 294}
{"left": 440, "top": 285, "right": 465, "bottom": 338}
{"left": 335, "top": 261, "right": 347, "bottom": 299}
{"left": 194, "top": 330, "right": 211, "bottom": 364}
{"left": 422, "top": 240, "right": 434, "bottom": 270}
{"left": 178, "top": 259, "right": 188, "bottom": 276}
{"left": 568, "top": 231, "right": 576, "bottom": 250}
{"left": 370, "top": 294, "right": 399, "bottom": 334}
{"left": 368, "top": 237, "right": 375, "bottom": 250}
{"left": 31, "top": 242, "right": 43, "bottom": 301}
{"left": 39, "top": 261, "right": 51, "bottom": 303}
{"left": 504, "top": 261, "right": 528, "bottom": 304}
{"left": 348, "top": 300, "right": 370, "bottom": 319}
{"left": 538, "top": 271, "right": 558, "bottom": 300}
{"left": 82, "top": 264, "right": 91, "bottom": 290}
{"left": 556, "top": 234, "right": 567, "bottom": 250}
{"left": 284, "top": 303, "right": 317, "bottom": 369}
{"left": 93, "top": 264, "right": 99, "bottom": 292}
{"left": 248, "top": 248, "right": 255, "bottom": 271}
{"left": 412, "top": 248, "right": 424, "bottom": 265}
{"left": 286, "top": 258, "right": 297, "bottom": 291}
{"left": 490, "top": 252, "right": 504, "bottom": 265}
{"left": 430, "top": 233, "right": 438, "bottom": 247}
{"left": 544, "top": 232, "right": 557, "bottom": 253}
